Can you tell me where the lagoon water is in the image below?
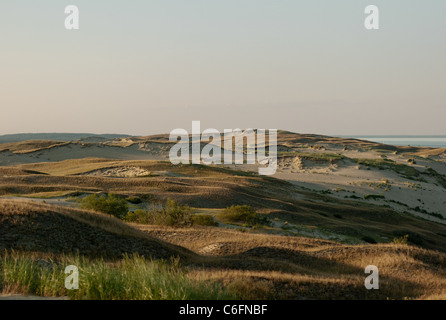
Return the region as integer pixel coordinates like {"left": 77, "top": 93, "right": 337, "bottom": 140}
{"left": 343, "top": 136, "right": 446, "bottom": 148}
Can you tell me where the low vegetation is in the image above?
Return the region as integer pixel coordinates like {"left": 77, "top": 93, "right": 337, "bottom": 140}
{"left": 0, "top": 140, "right": 69, "bottom": 154}
{"left": 424, "top": 168, "right": 446, "bottom": 189}
{"left": 1, "top": 199, "right": 446, "bottom": 300}
{"left": 0, "top": 251, "right": 234, "bottom": 300}
{"left": 364, "top": 194, "right": 385, "bottom": 200}
{"left": 191, "top": 214, "right": 219, "bottom": 227}
{"left": 392, "top": 230, "right": 423, "bottom": 245}
{"left": 2, "top": 133, "right": 446, "bottom": 300}
{"left": 216, "top": 205, "right": 270, "bottom": 227}
{"left": 125, "top": 198, "right": 192, "bottom": 227}
{"left": 79, "top": 193, "right": 128, "bottom": 219}
{"left": 217, "top": 205, "right": 259, "bottom": 226}
{"left": 354, "top": 158, "right": 422, "bottom": 181}
{"left": 279, "top": 152, "right": 345, "bottom": 162}
{"left": 393, "top": 234, "right": 409, "bottom": 245}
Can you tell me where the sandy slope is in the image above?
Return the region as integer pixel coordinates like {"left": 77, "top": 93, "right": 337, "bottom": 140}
{"left": 1, "top": 133, "right": 445, "bottom": 221}
{"left": 272, "top": 147, "right": 446, "bottom": 221}
{"left": 0, "top": 142, "right": 167, "bottom": 166}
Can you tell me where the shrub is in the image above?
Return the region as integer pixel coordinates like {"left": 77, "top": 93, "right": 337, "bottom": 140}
{"left": 364, "top": 194, "right": 385, "bottom": 200}
{"left": 217, "top": 205, "right": 258, "bottom": 225}
{"left": 393, "top": 234, "right": 409, "bottom": 245}
{"left": 125, "top": 198, "right": 192, "bottom": 227}
{"left": 162, "top": 198, "right": 192, "bottom": 227}
{"left": 80, "top": 193, "right": 128, "bottom": 219}
{"left": 192, "top": 214, "right": 218, "bottom": 227}
{"left": 125, "top": 209, "right": 152, "bottom": 224}
{"left": 393, "top": 230, "right": 423, "bottom": 245}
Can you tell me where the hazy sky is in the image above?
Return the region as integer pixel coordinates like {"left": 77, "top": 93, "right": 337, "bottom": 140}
{"left": 1, "top": 1, "right": 445, "bottom": 136}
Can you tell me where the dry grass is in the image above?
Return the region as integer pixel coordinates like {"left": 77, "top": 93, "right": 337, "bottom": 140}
{"left": 18, "top": 158, "right": 252, "bottom": 177}
{"left": 0, "top": 167, "right": 46, "bottom": 176}
{"left": 0, "top": 142, "right": 445, "bottom": 300}
{"left": 0, "top": 199, "right": 194, "bottom": 261}
{"left": 18, "top": 158, "right": 119, "bottom": 176}
{"left": 0, "top": 140, "right": 69, "bottom": 154}
{"left": 136, "top": 225, "right": 446, "bottom": 300}
{"left": 0, "top": 200, "right": 445, "bottom": 299}
{"left": 2, "top": 158, "right": 446, "bottom": 253}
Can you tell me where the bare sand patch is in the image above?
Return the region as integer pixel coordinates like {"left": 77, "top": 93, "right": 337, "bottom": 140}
{"left": 81, "top": 166, "right": 152, "bottom": 177}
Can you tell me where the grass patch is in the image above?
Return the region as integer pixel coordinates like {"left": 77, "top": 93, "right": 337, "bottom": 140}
{"left": 364, "top": 194, "right": 385, "bottom": 200}
{"left": 0, "top": 251, "right": 234, "bottom": 300}
{"left": 280, "top": 152, "right": 345, "bottom": 162}
{"left": 425, "top": 168, "right": 446, "bottom": 189}
{"left": 412, "top": 206, "right": 444, "bottom": 220}
{"left": 354, "top": 159, "right": 422, "bottom": 181}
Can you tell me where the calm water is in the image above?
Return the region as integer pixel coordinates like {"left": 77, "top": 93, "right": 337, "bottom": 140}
{"left": 344, "top": 136, "right": 446, "bottom": 148}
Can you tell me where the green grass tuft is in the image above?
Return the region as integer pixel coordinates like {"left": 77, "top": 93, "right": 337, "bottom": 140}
{"left": 0, "top": 251, "right": 235, "bottom": 300}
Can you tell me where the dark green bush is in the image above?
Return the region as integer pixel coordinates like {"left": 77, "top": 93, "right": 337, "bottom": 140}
{"left": 80, "top": 193, "right": 128, "bottom": 219}
{"left": 364, "top": 194, "right": 385, "bottom": 200}
{"left": 217, "top": 205, "right": 258, "bottom": 225}
{"left": 192, "top": 214, "right": 218, "bottom": 227}
{"left": 125, "top": 198, "right": 192, "bottom": 227}
{"left": 125, "top": 209, "right": 152, "bottom": 224}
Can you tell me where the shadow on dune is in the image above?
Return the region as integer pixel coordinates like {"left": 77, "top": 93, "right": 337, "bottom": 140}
{"left": 0, "top": 200, "right": 194, "bottom": 261}
{"left": 197, "top": 246, "right": 433, "bottom": 300}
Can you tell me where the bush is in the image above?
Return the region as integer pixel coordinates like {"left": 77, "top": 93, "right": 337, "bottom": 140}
{"left": 217, "top": 205, "right": 258, "bottom": 225}
{"left": 393, "top": 230, "right": 423, "bottom": 245}
{"left": 80, "top": 193, "right": 128, "bottom": 219}
{"left": 192, "top": 214, "right": 218, "bottom": 227}
{"left": 125, "top": 198, "right": 192, "bottom": 227}
{"left": 125, "top": 209, "right": 152, "bottom": 224}
{"left": 393, "top": 234, "right": 409, "bottom": 245}
{"left": 364, "top": 194, "right": 385, "bottom": 200}
{"left": 162, "top": 198, "right": 192, "bottom": 227}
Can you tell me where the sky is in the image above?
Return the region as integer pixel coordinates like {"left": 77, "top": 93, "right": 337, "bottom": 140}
{"left": 0, "top": 0, "right": 445, "bottom": 136}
